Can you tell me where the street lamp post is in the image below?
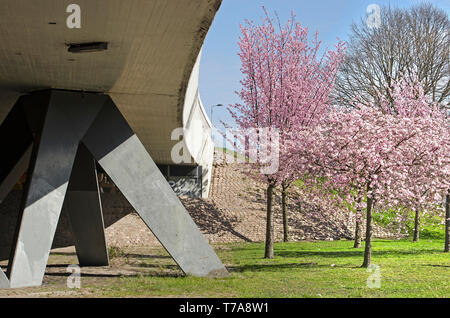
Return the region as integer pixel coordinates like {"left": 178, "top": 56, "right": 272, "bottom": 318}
{"left": 210, "top": 103, "right": 223, "bottom": 127}
{"left": 210, "top": 104, "right": 224, "bottom": 152}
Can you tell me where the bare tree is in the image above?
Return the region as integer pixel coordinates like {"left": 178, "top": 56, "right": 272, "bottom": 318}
{"left": 334, "top": 3, "right": 449, "bottom": 111}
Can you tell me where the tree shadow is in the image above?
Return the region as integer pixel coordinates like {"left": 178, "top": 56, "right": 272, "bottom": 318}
{"left": 227, "top": 262, "right": 327, "bottom": 273}
{"left": 421, "top": 264, "right": 450, "bottom": 268}
{"left": 182, "top": 198, "right": 252, "bottom": 242}
{"left": 245, "top": 189, "right": 267, "bottom": 205}
{"left": 241, "top": 186, "right": 355, "bottom": 241}
{"left": 276, "top": 248, "right": 442, "bottom": 259}
{"left": 276, "top": 250, "right": 362, "bottom": 259}
{"left": 286, "top": 200, "right": 353, "bottom": 240}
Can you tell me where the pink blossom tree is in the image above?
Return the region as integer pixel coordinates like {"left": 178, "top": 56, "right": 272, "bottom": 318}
{"left": 292, "top": 77, "right": 449, "bottom": 266}
{"left": 384, "top": 77, "right": 450, "bottom": 244}
{"left": 228, "top": 8, "right": 345, "bottom": 257}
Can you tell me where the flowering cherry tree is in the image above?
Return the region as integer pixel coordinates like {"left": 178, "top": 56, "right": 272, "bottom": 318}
{"left": 228, "top": 8, "right": 345, "bottom": 257}
{"left": 383, "top": 78, "right": 450, "bottom": 244}
{"left": 292, "top": 77, "right": 449, "bottom": 266}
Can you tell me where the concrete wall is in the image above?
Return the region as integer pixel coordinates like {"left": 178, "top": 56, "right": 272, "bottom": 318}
{"left": 182, "top": 50, "right": 214, "bottom": 198}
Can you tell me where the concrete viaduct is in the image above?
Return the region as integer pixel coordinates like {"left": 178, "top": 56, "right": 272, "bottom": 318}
{"left": 0, "top": 0, "right": 225, "bottom": 288}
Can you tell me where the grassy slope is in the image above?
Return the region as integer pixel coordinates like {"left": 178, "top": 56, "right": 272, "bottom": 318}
{"left": 93, "top": 240, "right": 449, "bottom": 298}
{"left": 214, "top": 147, "right": 248, "bottom": 162}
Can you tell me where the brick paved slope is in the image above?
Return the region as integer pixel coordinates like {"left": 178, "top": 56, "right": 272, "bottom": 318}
{"left": 104, "top": 161, "right": 382, "bottom": 247}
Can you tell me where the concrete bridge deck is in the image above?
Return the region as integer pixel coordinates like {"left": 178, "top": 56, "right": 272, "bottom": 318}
{"left": 0, "top": 0, "right": 218, "bottom": 197}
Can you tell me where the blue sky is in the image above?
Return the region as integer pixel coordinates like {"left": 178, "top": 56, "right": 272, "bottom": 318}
{"left": 198, "top": 0, "right": 450, "bottom": 145}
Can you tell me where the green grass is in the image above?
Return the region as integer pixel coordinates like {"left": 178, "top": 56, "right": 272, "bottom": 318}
{"left": 107, "top": 246, "right": 127, "bottom": 259}
{"left": 215, "top": 147, "right": 248, "bottom": 162}
{"left": 373, "top": 208, "right": 445, "bottom": 239}
{"left": 93, "top": 240, "right": 449, "bottom": 298}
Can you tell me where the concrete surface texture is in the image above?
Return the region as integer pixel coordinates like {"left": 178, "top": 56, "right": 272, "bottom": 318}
{"left": 65, "top": 143, "right": 109, "bottom": 267}
{"left": 182, "top": 50, "right": 215, "bottom": 198}
{"left": 0, "top": 0, "right": 219, "bottom": 173}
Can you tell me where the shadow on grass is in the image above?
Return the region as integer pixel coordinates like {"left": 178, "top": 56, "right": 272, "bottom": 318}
{"left": 49, "top": 252, "right": 172, "bottom": 260}
{"left": 44, "top": 265, "right": 183, "bottom": 278}
{"left": 422, "top": 264, "right": 450, "bottom": 268}
{"left": 227, "top": 262, "right": 329, "bottom": 273}
{"left": 46, "top": 264, "right": 82, "bottom": 268}
{"left": 45, "top": 272, "right": 183, "bottom": 278}
{"left": 275, "top": 248, "right": 442, "bottom": 259}
{"left": 45, "top": 272, "right": 136, "bottom": 278}
{"left": 134, "top": 263, "right": 179, "bottom": 270}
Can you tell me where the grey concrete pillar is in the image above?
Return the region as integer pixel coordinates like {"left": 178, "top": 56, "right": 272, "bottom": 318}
{"left": 82, "top": 99, "right": 228, "bottom": 277}
{"left": 64, "top": 143, "right": 109, "bottom": 266}
{"left": 7, "top": 91, "right": 106, "bottom": 288}
{"left": 0, "top": 89, "right": 227, "bottom": 289}
{"left": 0, "top": 100, "right": 33, "bottom": 204}
{"left": 0, "top": 269, "right": 8, "bottom": 289}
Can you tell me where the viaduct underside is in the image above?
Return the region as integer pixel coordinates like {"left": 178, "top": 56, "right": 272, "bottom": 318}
{"left": 0, "top": 90, "right": 227, "bottom": 289}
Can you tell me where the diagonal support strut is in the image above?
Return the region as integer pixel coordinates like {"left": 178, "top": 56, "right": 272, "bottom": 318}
{"left": 82, "top": 99, "right": 228, "bottom": 277}
{"left": 0, "top": 89, "right": 227, "bottom": 288}
{"left": 64, "top": 142, "right": 109, "bottom": 267}
{"left": 7, "top": 91, "right": 107, "bottom": 288}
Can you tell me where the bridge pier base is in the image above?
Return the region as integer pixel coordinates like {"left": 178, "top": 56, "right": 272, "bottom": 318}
{"left": 0, "top": 89, "right": 228, "bottom": 288}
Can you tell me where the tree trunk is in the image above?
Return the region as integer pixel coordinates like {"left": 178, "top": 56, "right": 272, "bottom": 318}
{"left": 445, "top": 190, "right": 450, "bottom": 253}
{"left": 281, "top": 183, "right": 289, "bottom": 242}
{"left": 354, "top": 212, "right": 362, "bottom": 248}
{"left": 362, "top": 192, "right": 374, "bottom": 268}
{"left": 354, "top": 197, "right": 363, "bottom": 248}
{"left": 265, "top": 183, "right": 275, "bottom": 259}
{"left": 413, "top": 209, "right": 420, "bottom": 243}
